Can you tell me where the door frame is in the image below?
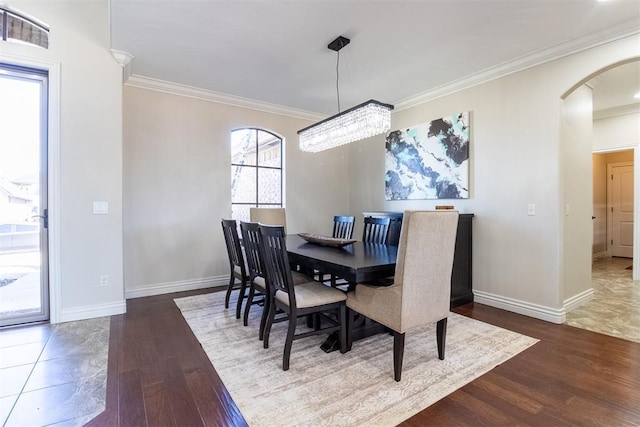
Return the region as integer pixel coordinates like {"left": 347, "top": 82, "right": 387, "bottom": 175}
{"left": 1, "top": 52, "right": 61, "bottom": 323}
{"left": 607, "top": 161, "right": 634, "bottom": 258}
{"left": 594, "top": 146, "right": 640, "bottom": 281}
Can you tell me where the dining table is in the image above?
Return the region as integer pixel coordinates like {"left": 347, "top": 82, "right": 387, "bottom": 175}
{"left": 285, "top": 234, "right": 398, "bottom": 284}
{"left": 285, "top": 234, "right": 398, "bottom": 352}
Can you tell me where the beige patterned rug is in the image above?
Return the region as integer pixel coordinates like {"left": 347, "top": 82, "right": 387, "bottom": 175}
{"left": 175, "top": 291, "right": 537, "bottom": 426}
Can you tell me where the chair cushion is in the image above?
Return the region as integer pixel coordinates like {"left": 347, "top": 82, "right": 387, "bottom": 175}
{"left": 276, "top": 281, "right": 346, "bottom": 309}
{"left": 253, "top": 271, "right": 312, "bottom": 292}
{"left": 233, "top": 264, "right": 248, "bottom": 277}
{"left": 291, "top": 271, "right": 313, "bottom": 285}
{"left": 253, "top": 275, "right": 266, "bottom": 290}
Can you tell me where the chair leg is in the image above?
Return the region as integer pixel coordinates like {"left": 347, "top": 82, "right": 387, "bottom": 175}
{"left": 263, "top": 298, "right": 277, "bottom": 349}
{"left": 243, "top": 284, "right": 255, "bottom": 327}
{"left": 339, "top": 304, "right": 347, "bottom": 354}
{"left": 224, "top": 274, "right": 234, "bottom": 309}
{"left": 313, "top": 313, "right": 321, "bottom": 331}
{"left": 235, "top": 278, "right": 247, "bottom": 319}
{"left": 436, "top": 317, "right": 447, "bottom": 360}
{"left": 258, "top": 293, "right": 269, "bottom": 341}
{"left": 393, "top": 331, "right": 405, "bottom": 382}
{"left": 283, "top": 315, "right": 297, "bottom": 371}
{"left": 346, "top": 306, "right": 355, "bottom": 351}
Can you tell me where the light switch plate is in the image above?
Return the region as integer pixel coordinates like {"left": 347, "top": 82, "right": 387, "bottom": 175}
{"left": 527, "top": 203, "right": 536, "bottom": 216}
{"left": 93, "top": 201, "right": 109, "bottom": 214}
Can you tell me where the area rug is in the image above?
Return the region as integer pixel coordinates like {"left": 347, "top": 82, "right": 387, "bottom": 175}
{"left": 175, "top": 291, "right": 537, "bottom": 426}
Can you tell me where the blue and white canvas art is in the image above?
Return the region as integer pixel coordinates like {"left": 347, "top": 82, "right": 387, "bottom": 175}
{"left": 385, "top": 112, "right": 469, "bottom": 200}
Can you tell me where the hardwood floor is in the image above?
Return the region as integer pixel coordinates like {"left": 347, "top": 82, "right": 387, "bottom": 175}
{"left": 88, "top": 288, "right": 640, "bottom": 426}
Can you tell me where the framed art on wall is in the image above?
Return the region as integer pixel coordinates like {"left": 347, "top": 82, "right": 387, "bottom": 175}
{"left": 385, "top": 112, "right": 469, "bottom": 200}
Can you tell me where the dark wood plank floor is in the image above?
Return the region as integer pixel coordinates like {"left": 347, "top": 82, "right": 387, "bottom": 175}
{"left": 86, "top": 288, "right": 640, "bottom": 426}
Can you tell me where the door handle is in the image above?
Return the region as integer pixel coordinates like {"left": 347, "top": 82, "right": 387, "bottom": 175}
{"left": 30, "top": 208, "right": 48, "bottom": 228}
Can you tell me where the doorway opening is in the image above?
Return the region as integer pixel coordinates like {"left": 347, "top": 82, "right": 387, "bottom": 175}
{"left": 593, "top": 150, "right": 634, "bottom": 261}
{"left": 0, "top": 63, "right": 49, "bottom": 327}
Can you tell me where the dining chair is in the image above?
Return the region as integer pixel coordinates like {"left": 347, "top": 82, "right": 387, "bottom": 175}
{"left": 317, "top": 215, "right": 356, "bottom": 287}
{"left": 250, "top": 207, "right": 287, "bottom": 233}
{"left": 362, "top": 216, "right": 391, "bottom": 245}
{"left": 332, "top": 215, "right": 355, "bottom": 239}
{"left": 346, "top": 210, "right": 459, "bottom": 381}
{"left": 220, "top": 218, "right": 249, "bottom": 320}
{"left": 259, "top": 224, "right": 347, "bottom": 370}
{"left": 240, "top": 221, "right": 313, "bottom": 339}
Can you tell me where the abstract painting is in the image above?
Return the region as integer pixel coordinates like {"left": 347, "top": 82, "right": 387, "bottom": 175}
{"left": 385, "top": 112, "right": 469, "bottom": 200}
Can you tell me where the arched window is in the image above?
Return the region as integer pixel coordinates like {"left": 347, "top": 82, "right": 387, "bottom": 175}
{"left": 231, "top": 128, "right": 283, "bottom": 222}
{"left": 0, "top": 6, "right": 49, "bottom": 49}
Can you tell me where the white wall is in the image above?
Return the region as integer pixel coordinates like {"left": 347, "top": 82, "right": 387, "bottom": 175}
{"left": 1, "top": 0, "right": 125, "bottom": 322}
{"left": 593, "top": 153, "right": 608, "bottom": 256}
{"left": 348, "top": 34, "right": 640, "bottom": 323}
{"left": 123, "top": 86, "right": 350, "bottom": 298}
{"left": 594, "top": 112, "right": 640, "bottom": 151}
{"left": 560, "top": 85, "right": 593, "bottom": 304}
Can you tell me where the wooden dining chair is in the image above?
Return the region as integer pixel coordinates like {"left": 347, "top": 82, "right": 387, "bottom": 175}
{"left": 332, "top": 215, "right": 355, "bottom": 239}
{"left": 317, "top": 215, "right": 356, "bottom": 287}
{"left": 220, "top": 219, "right": 249, "bottom": 320}
{"left": 250, "top": 207, "right": 287, "bottom": 233}
{"left": 240, "top": 221, "right": 313, "bottom": 339}
{"left": 347, "top": 210, "right": 459, "bottom": 381}
{"left": 362, "top": 216, "right": 391, "bottom": 245}
{"left": 260, "top": 224, "right": 347, "bottom": 370}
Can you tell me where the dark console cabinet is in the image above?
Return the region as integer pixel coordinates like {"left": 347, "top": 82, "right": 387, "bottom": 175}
{"left": 363, "top": 211, "right": 474, "bottom": 308}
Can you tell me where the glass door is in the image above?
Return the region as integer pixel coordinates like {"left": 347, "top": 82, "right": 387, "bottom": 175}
{"left": 0, "top": 63, "right": 49, "bottom": 326}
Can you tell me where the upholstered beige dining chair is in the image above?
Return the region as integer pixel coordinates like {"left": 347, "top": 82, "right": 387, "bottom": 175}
{"left": 250, "top": 207, "right": 287, "bottom": 233}
{"left": 346, "top": 210, "right": 459, "bottom": 381}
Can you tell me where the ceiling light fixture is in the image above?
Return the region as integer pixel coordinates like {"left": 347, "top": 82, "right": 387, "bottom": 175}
{"left": 298, "top": 36, "right": 394, "bottom": 153}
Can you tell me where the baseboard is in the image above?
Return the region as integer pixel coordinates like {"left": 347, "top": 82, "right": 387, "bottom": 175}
{"left": 563, "top": 288, "right": 594, "bottom": 313}
{"left": 58, "top": 300, "right": 126, "bottom": 323}
{"left": 473, "top": 291, "right": 566, "bottom": 324}
{"left": 592, "top": 251, "right": 608, "bottom": 260}
{"left": 125, "top": 275, "right": 228, "bottom": 299}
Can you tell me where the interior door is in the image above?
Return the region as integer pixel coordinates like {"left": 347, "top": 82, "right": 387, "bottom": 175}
{"left": 0, "top": 63, "right": 49, "bottom": 326}
{"left": 608, "top": 162, "right": 634, "bottom": 258}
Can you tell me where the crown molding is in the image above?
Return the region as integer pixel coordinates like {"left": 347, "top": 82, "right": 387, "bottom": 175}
{"left": 125, "top": 75, "right": 325, "bottom": 122}
{"left": 111, "top": 49, "right": 134, "bottom": 81}
{"left": 395, "top": 20, "right": 640, "bottom": 111}
{"left": 594, "top": 103, "right": 640, "bottom": 120}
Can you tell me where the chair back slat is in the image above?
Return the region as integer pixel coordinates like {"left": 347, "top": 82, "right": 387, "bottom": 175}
{"left": 259, "top": 224, "right": 296, "bottom": 309}
{"left": 332, "top": 215, "right": 355, "bottom": 239}
{"left": 221, "top": 219, "right": 245, "bottom": 273}
{"left": 362, "top": 217, "right": 391, "bottom": 244}
{"left": 240, "top": 221, "right": 264, "bottom": 279}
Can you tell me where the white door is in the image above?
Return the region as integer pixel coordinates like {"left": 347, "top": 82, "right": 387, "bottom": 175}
{"left": 0, "top": 63, "right": 49, "bottom": 326}
{"left": 608, "top": 162, "right": 634, "bottom": 258}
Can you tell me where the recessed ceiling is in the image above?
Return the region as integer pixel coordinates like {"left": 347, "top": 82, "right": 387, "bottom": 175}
{"left": 110, "top": 0, "right": 640, "bottom": 115}
{"left": 590, "top": 61, "right": 640, "bottom": 112}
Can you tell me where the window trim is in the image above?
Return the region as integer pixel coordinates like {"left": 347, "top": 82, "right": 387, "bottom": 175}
{"left": 231, "top": 128, "right": 284, "bottom": 217}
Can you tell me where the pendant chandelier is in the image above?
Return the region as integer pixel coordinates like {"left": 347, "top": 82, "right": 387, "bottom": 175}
{"left": 298, "top": 36, "right": 394, "bottom": 153}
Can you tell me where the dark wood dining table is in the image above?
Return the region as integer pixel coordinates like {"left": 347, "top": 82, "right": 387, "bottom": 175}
{"left": 285, "top": 234, "right": 398, "bottom": 352}
{"left": 285, "top": 234, "right": 398, "bottom": 283}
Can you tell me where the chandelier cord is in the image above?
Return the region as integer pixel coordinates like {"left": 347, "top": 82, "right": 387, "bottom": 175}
{"left": 336, "top": 49, "right": 341, "bottom": 113}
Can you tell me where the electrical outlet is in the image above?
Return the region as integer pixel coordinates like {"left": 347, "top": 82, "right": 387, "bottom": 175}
{"left": 100, "top": 275, "right": 109, "bottom": 287}
{"left": 527, "top": 203, "right": 536, "bottom": 216}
